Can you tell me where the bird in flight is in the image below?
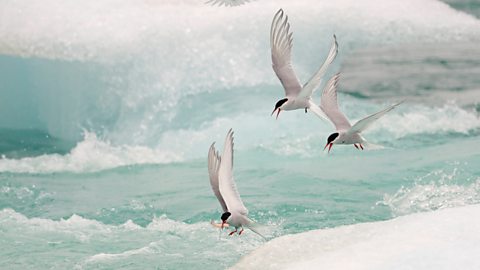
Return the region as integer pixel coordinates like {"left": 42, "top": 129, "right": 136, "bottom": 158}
{"left": 320, "top": 74, "right": 404, "bottom": 153}
{"left": 205, "top": 0, "right": 252, "bottom": 7}
{"left": 270, "top": 8, "right": 338, "bottom": 121}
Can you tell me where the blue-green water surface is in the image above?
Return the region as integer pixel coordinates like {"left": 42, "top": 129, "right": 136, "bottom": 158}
{"left": 0, "top": 0, "right": 480, "bottom": 269}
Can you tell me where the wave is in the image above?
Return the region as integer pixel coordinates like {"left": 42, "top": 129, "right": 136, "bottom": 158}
{"left": 0, "top": 0, "right": 479, "bottom": 144}
{"left": 0, "top": 208, "right": 265, "bottom": 268}
{"left": 369, "top": 103, "right": 480, "bottom": 138}
{"left": 0, "top": 102, "right": 478, "bottom": 173}
{"left": 379, "top": 168, "right": 480, "bottom": 216}
{"left": 1, "top": 0, "right": 478, "bottom": 62}
{"left": 0, "top": 132, "right": 181, "bottom": 173}
{"left": 0, "top": 207, "right": 202, "bottom": 241}
{"left": 232, "top": 204, "right": 480, "bottom": 270}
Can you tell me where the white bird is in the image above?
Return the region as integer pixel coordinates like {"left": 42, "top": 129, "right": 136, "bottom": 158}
{"left": 205, "top": 0, "right": 252, "bottom": 7}
{"left": 270, "top": 8, "right": 338, "bottom": 120}
{"left": 320, "top": 73, "right": 404, "bottom": 153}
{"left": 208, "top": 129, "right": 265, "bottom": 238}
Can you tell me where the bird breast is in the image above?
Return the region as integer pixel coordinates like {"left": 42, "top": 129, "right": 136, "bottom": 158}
{"left": 335, "top": 132, "right": 363, "bottom": 144}
{"left": 282, "top": 98, "right": 308, "bottom": 111}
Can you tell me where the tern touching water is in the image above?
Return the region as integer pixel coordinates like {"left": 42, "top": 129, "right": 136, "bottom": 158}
{"left": 270, "top": 8, "right": 338, "bottom": 120}
{"left": 208, "top": 129, "right": 265, "bottom": 239}
{"left": 320, "top": 74, "right": 404, "bottom": 153}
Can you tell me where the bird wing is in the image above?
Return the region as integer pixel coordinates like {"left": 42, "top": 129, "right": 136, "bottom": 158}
{"left": 205, "top": 0, "right": 251, "bottom": 7}
{"left": 307, "top": 100, "right": 330, "bottom": 123}
{"left": 244, "top": 217, "right": 267, "bottom": 240}
{"left": 298, "top": 35, "right": 338, "bottom": 99}
{"left": 320, "top": 73, "right": 352, "bottom": 131}
{"left": 348, "top": 101, "right": 404, "bottom": 134}
{"left": 208, "top": 143, "right": 228, "bottom": 213}
{"left": 218, "top": 129, "right": 248, "bottom": 215}
{"left": 270, "top": 9, "right": 302, "bottom": 97}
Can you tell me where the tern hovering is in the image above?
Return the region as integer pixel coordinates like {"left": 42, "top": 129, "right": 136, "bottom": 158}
{"left": 320, "top": 74, "right": 403, "bottom": 153}
{"left": 270, "top": 8, "right": 338, "bottom": 120}
{"left": 208, "top": 129, "right": 265, "bottom": 239}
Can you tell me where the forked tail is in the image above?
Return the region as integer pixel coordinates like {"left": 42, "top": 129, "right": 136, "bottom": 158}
{"left": 245, "top": 219, "right": 268, "bottom": 240}
{"left": 308, "top": 100, "right": 330, "bottom": 124}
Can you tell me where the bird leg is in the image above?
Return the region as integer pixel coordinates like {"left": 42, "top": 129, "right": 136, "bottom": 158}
{"left": 305, "top": 108, "right": 308, "bottom": 113}
{"left": 359, "top": 144, "right": 364, "bottom": 150}
{"left": 354, "top": 144, "right": 359, "bottom": 150}
{"left": 229, "top": 229, "right": 238, "bottom": 236}
{"left": 238, "top": 228, "right": 244, "bottom": 235}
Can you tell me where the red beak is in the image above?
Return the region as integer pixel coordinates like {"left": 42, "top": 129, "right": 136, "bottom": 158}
{"left": 323, "top": 143, "right": 333, "bottom": 153}
{"left": 271, "top": 108, "right": 281, "bottom": 119}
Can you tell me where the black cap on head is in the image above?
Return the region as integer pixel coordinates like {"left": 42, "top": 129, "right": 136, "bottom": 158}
{"left": 274, "top": 98, "right": 288, "bottom": 110}
{"left": 221, "top": 212, "right": 231, "bottom": 221}
{"left": 327, "top": 132, "right": 339, "bottom": 144}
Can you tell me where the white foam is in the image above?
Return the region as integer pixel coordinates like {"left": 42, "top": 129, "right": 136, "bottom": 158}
{"left": 1, "top": 0, "right": 479, "bottom": 146}
{"left": 0, "top": 208, "right": 205, "bottom": 242}
{"left": 370, "top": 103, "right": 480, "bottom": 138}
{"left": 232, "top": 204, "right": 480, "bottom": 270}
{"left": 0, "top": 208, "right": 114, "bottom": 242}
{"left": 1, "top": 0, "right": 478, "bottom": 62}
{"left": 0, "top": 101, "right": 478, "bottom": 173}
{"left": 85, "top": 242, "right": 159, "bottom": 262}
{"left": 380, "top": 167, "right": 480, "bottom": 216}
{"left": 0, "top": 132, "right": 182, "bottom": 173}
{"left": 0, "top": 208, "right": 265, "bottom": 267}
{"left": 382, "top": 180, "right": 480, "bottom": 216}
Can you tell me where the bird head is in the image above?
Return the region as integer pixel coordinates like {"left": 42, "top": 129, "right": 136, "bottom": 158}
{"left": 220, "top": 212, "right": 231, "bottom": 229}
{"left": 324, "top": 132, "right": 339, "bottom": 153}
{"left": 271, "top": 98, "right": 288, "bottom": 119}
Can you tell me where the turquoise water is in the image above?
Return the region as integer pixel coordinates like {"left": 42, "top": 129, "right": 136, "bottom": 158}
{"left": 1, "top": 0, "right": 480, "bottom": 269}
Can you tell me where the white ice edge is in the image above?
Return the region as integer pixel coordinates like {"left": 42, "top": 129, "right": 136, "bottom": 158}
{"left": 232, "top": 204, "right": 480, "bottom": 270}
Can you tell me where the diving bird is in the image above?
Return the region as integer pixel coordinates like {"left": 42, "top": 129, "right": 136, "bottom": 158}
{"left": 208, "top": 129, "right": 265, "bottom": 239}
{"left": 270, "top": 8, "right": 338, "bottom": 120}
{"left": 320, "top": 73, "right": 404, "bottom": 153}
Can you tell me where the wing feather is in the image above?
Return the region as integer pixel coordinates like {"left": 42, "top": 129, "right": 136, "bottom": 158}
{"left": 205, "top": 0, "right": 251, "bottom": 7}
{"left": 307, "top": 100, "right": 330, "bottom": 123}
{"left": 348, "top": 101, "right": 404, "bottom": 134}
{"left": 270, "top": 9, "right": 302, "bottom": 96}
{"left": 299, "top": 35, "right": 338, "bottom": 99}
{"left": 208, "top": 143, "right": 228, "bottom": 212}
{"left": 320, "top": 73, "right": 351, "bottom": 131}
{"left": 218, "top": 129, "right": 248, "bottom": 215}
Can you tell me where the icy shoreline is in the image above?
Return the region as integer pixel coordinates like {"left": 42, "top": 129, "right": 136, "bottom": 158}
{"left": 232, "top": 204, "right": 480, "bottom": 270}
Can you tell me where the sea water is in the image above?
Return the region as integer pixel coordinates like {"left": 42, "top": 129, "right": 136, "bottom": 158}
{"left": 0, "top": 0, "right": 479, "bottom": 269}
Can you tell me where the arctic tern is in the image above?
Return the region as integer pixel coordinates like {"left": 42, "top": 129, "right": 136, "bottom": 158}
{"left": 320, "top": 74, "right": 404, "bottom": 153}
{"left": 208, "top": 129, "right": 265, "bottom": 239}
{"left": 270, "top": 9, "right": 338, "bottom": 121}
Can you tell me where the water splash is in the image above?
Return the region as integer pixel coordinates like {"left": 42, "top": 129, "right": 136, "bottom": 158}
{"left": 380, "top": 168, "right": 480, "bottom": 216}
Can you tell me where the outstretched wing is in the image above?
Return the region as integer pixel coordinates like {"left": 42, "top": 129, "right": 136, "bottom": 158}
{"left": 320, "top": 73, "right": 351, "bottom": 131}
{"left": 348, "top": 101, "right": 404, "bottom": 134}
{"left": 307, "top": 100, "right": 330, "bottom": 123}
{"left": 270, "top": 9, "right": 302, "bottom": 97}
{"left": 205, "top": 0, "right": 251, "bottom": 7}
{"left": 208, "top": 143, "right": 227, "bottom": 213}
{"left": 218, "top": 129, "right": 248, "bottom": 215}
{"left": 298, "top": 35, "right": 338, "bottom": 99}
